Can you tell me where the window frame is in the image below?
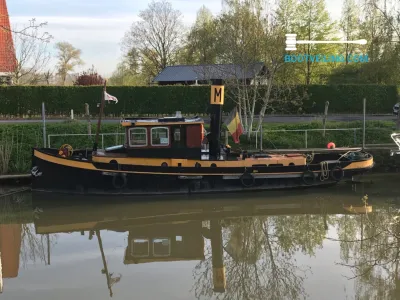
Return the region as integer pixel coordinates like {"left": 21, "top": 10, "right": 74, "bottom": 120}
{"left": 150, "top": 126, "right": 170, "bottom": 147}
{"left": 131, "top": 238, "right": 149, "bottom": 257}
{"left": 128, "top": 127, "right": 148, "bottom": 147}
{"left": 152, "top": 237, "right": 171, "bottom": 257}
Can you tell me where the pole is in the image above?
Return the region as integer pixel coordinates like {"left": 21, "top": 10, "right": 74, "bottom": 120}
{"left": 96, "top": 230, "right": 113, "bottom": 298}
{"left": 42, "top": 102, "right": 46, "bottom": 148}
{"left": 0, "top": 253, "right": 3, "bottom": 293}
{"left": 322, "top": 101, "right": 329, "bottom": 137}
{"left": 47, "top": 234, "right": 50, "bottom": 265}
{"left": 260, "top": 125, "right": 263, "bottom": 151}
{"left": 93, "top": 81, "right": 107, "bottom": 152}
{"left": 362, "top": 98, "right": 366, "bottom": 150}
{"left": 210, "top": 220, "right": 225, "bottom": 293}
{"left": 85, "top": 103, "right": 91, "bottom": 135}
{"left": 209, "top": 80, "right": 224, "bottom": 160}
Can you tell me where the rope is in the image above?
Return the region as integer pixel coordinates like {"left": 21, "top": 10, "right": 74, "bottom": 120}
{"left": 306, "top": 153, "right": 314, "bottom": 164}
{"left": 320, "top": 161, "right": 329, "bottom": 181}
{"left": 338, "top": 149, "right": 362, "bottom": 161}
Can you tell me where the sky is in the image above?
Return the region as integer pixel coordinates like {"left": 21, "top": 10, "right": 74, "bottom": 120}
{"left": 8, "top": 0, "right": 344, "bottom": 78}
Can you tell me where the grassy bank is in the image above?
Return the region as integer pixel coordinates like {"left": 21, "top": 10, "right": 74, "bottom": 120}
{"left": 0, "top": 120, "right": 397, "bottom": 175}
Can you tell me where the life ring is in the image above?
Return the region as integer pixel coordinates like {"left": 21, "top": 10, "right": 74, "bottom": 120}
{"left": 112, "top": 173, "right": 127, "bottom": 189}
{"left": 330, "top": 166, "right": 344, "bottom": 181}
{"left": 301, "top": 170, "right": 316, "bottom": 185}
{"left": 240, "top": 172, "right": 255, "bottom": 188}
{"left": 58, "top": 144, "right": 73, "bottom": 158}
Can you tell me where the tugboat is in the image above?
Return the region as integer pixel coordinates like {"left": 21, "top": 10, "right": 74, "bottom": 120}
{"left": 31, "top": 82, "right": 374, "bottom": 196}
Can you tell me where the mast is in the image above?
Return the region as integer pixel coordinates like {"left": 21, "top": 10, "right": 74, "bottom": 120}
{"left": 93, "top": 80, "right": 107, "bottom": 152}
{"left": 96, "top": 230, "right": 114, "bottom": 297}
{"left": 209, "top": 80, "right": 224, "bottom": 160}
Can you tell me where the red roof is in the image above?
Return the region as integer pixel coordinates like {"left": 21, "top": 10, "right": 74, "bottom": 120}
{"left": 0, "top": 0, "right": 16, "bottom": 74}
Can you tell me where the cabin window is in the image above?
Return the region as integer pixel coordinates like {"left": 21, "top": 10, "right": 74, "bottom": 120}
{"left": 152, "top": 238, "right": 171, "bottom": 257}
{"left": 132, "top": 238, "right": 149, "bottom": 257}
{"left": 173, "top": 128, "right": 181, "bottom": 141}
{"left": 129, "top": 128, "right": 147, "bottom": 147}
{"left": 151, "top": 127, "right": 169, "bottom": 146}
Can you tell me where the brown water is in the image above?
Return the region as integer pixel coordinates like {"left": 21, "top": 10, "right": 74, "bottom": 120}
{"left": 1, "top": 174, "right": 400, "bottom": 300}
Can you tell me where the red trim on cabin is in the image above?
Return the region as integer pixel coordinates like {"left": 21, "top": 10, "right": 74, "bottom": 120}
{"left": 186, "top": 124, "right": 202, "bottom": 148}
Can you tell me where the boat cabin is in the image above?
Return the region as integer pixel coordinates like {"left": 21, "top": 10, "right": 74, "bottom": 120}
{"left": 119, "top": 115, "right": 206, "bottom": 159}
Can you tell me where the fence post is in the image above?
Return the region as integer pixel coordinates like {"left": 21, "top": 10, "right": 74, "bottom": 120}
{"left": 362, "top": 98, "right": 366, "bottom": 150}
{"left": 102, "top": 135, "right": 104, "bottom": 150}
{"left": 354, "top": 128, "right": 357, "bottom": 146}
{"left": 305, "top": 130, "right": 308, "bottom": 148}
{"left": 42, "top": 102, "right": 46, "bottom": 148}
{"left": 322, "top": 101, "right": 329, "bottom": 137}
{"left": 85, "top": 103, "right": 91, "bottom": 135}
{"left": 260, "top": 125, "right": 263, "bottom": 151}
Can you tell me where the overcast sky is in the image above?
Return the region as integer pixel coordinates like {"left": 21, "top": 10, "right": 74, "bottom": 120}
{"left": 8, "top": 0, "right": 343, "bottom": 78}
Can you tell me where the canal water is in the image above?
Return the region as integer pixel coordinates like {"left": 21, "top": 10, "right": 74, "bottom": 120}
{"left": 1, "top": 173, "right": 400, "bottom": 300}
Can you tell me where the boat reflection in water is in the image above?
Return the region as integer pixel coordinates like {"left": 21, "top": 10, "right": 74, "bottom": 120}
{"left": 24, "top": 188, "right": 373, "bottom": 298}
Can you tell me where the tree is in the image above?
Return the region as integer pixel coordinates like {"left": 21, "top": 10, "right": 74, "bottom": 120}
{"left": 122, "top": 0, "right": 184, "bottom": 78}
{"left": 11, "top": 19, "right": 53, "bottom": 84}
{"left": 294, "top": 0, "right": 337, "bottom": 85}
{"left": 183, "top": 6, "right": 218, "bottom": 64}
{"left": 55, "top": 41, "right": 84, "bottom": 85}
{"left": 216, "top": 0, "right": 305, "bottom": 138}
{"left": 340, "top": 0, "right": 361, "bottom": 64}
{"left": 73, "top": 65, "right": 104, "bottom": 86}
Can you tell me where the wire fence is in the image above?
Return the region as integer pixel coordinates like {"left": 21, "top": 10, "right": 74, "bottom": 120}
{"left": 47, "top": 127, "right": 396, "bottom": 150}
{"left": 237, "top": 127, "right": 396, "bottom": 149}
{"left": 48, "top": 133, "right": 125, "bottom": 149}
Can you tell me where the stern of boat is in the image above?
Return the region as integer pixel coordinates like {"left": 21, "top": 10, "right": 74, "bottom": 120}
{"left": 342, "top": 151, "right": 374, "bottom": 177}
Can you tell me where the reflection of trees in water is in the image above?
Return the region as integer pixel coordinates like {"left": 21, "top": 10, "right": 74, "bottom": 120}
{"left": 192, "top": 212, "right": 331, "bottom": 300}
{"left": 0, "top": 192, "right": 58, "bottom": 267}
{"left": 335, "top": 198, "right": 400, "bottom": 300}
{"left": 20, "top": 224, "right": 58, "bottom": 267}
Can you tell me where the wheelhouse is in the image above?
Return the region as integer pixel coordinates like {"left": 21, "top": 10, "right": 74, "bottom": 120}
{"left": 120, "top": 115, "right": 205, "bottom": 159}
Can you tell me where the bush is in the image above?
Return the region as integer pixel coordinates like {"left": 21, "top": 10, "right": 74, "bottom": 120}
{"left": 0, "top": 85, "right": 397, "bottom": 118}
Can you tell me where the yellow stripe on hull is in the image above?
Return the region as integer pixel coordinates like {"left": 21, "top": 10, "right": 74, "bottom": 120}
{"left": 92, "top": 153, "right": 307, "bottom": 167}
{"left": 33, "top": 150, "right": 374, "bottom": 176}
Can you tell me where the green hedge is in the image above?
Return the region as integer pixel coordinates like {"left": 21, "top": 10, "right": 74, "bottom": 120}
{"left": 0, "top": 85, "right": 397, "bottom": 117}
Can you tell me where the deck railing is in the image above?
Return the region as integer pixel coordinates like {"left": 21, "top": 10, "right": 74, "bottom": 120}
{"left": 47, "top": 127, "right": 396, "bottom": 150}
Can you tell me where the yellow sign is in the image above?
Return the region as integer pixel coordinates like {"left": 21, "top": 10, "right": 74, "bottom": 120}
{"left": 213, "top": 267, "right": 226, "bottom": 290}
{"left": 210, "top": 85, "right": 224, "bottom": 105}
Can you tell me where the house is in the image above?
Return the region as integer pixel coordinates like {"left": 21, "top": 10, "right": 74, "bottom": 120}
{"left": 152, "top": 62, "right": 268, "bottom": 86}
{"left": 0, "top": 0, "right": 16, "bottom": 85}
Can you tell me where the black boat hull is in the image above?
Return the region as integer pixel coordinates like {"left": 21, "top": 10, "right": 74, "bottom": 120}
{"left": 31, "top": 148, "right": 374, "bottom": 197}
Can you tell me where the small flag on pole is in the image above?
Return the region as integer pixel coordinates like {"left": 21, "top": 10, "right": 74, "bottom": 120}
{"left": 104, "top": 91, "right": 118, "bottom": 103}
{"left": 224, "top": 107, "right": 244, "bottom": 143}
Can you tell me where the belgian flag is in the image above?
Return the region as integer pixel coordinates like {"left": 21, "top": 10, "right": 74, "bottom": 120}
{"left": 224, "top": 107, "right": 244, "bottom": 143}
